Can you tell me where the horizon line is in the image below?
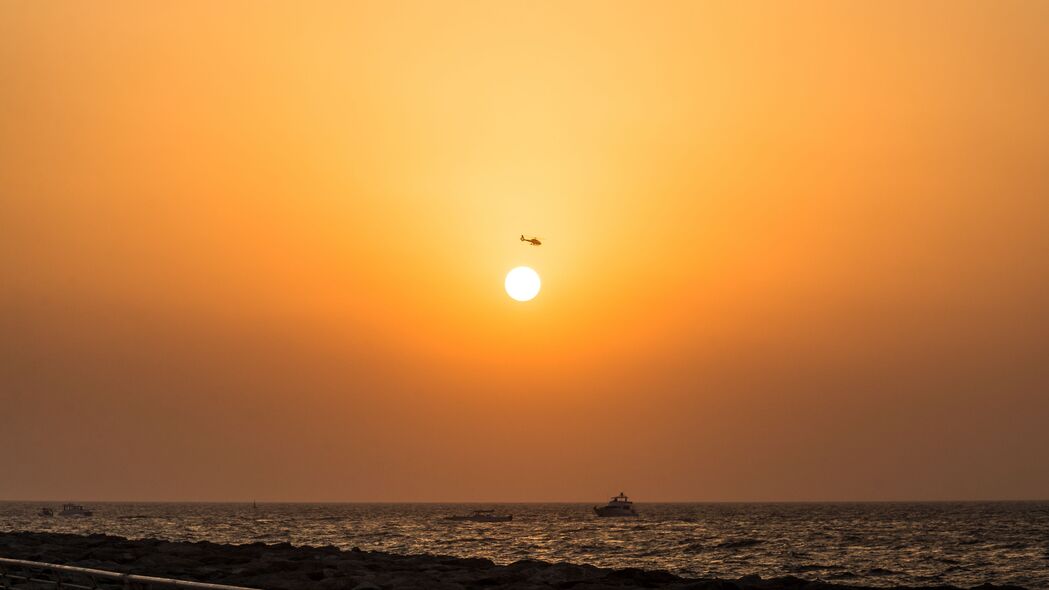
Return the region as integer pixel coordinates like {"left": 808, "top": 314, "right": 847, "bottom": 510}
{"left": 5, "top": 498, "right": 1048, "bottom": 504}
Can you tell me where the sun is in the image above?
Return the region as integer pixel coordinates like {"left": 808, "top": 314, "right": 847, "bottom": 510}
{"left": 505, "top": 266, "right": 541, "bottom": 302}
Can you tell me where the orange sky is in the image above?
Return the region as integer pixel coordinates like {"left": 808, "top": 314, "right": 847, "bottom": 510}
{"left": 2, "top": 1, "right": 1048, "bottom": 501}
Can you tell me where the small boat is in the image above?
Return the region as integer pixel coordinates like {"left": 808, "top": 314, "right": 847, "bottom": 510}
{"left": 445, "top": 510, "right": 513, "bottom": 523}
{"left": 38, "top": 507, "right": 54, "bottom": 517}
{"left": 59, "top": 503, "right": 93, "bottom": 517}
{"left": 594, "top": 492, "right": 638, "bottom": 517}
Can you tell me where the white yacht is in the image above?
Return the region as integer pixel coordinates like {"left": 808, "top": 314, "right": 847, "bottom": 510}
{"left": 59, "top": 503, "right": 93, "bottom": 517}
{"left": 593, "top": 492, "right": 638, "bottom": 517}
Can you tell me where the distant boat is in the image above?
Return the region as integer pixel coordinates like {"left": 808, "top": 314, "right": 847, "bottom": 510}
{"left": 59, "top": 503, "right": 93, "bottom": 517}
{"left": 594, "top": 492, "right": 638, "bottom": 517}
{"left": 445, "top": 510, "right": 513, "bottom": 523}
{"left": 38, "top": 507, "right": 54, "bottom": 517}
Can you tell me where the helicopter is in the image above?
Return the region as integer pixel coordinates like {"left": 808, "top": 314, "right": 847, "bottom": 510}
{"left": 520, "top": 235, "right": 542, "bottom": 246}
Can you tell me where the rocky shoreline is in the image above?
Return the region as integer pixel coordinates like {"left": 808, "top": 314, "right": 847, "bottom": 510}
{"left": 0, "top": 532, "right": 1027, "bottom": 590}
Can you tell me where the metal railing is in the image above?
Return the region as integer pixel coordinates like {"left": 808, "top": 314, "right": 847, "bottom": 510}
{"left": 0, "top": 558, "right": 260, "bottom": 590}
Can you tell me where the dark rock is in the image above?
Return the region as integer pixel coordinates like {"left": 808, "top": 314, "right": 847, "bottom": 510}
{"left": 679, "top": 581, "right": 740, "bottom": 590}
{"left": 607, "top": 567, "right": 682, "bottom": 585}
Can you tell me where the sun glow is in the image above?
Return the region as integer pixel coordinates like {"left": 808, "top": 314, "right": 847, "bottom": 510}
{"left": 505, "top": 267, "right": 541, "bottom": 302}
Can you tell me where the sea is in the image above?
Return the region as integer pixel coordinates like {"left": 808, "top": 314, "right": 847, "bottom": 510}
{"left": 1, "top": 502, "right": 1047, "bottom": 588}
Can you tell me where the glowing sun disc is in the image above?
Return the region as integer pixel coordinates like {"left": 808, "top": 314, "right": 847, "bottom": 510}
{"left": 505, "top": 266, "right": 541, "bottom": 301}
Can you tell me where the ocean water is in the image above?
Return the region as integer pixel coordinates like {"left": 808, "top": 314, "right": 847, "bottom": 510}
{"left": 1, "top": 502, "right": 1047, "bottom": 588}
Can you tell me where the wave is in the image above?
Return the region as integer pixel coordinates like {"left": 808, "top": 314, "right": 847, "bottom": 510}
{"left": 792, "top": 563, "right": 841, "bottom": 572}
{"left": 716, "top": 538, "right": 764, "bottom": 549}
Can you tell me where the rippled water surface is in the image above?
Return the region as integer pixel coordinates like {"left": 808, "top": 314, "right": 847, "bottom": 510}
{"left": 2, "top": 502, "right": 1047, "bottom": 588}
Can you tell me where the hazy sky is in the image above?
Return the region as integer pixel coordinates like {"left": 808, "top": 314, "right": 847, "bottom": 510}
{"left": 2, "top": 1, "right": 1048, "bottom": 502}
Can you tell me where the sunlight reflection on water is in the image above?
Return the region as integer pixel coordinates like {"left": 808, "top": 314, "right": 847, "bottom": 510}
{"left": 2, "top": 502, "right": 1047, "bottom": 588}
